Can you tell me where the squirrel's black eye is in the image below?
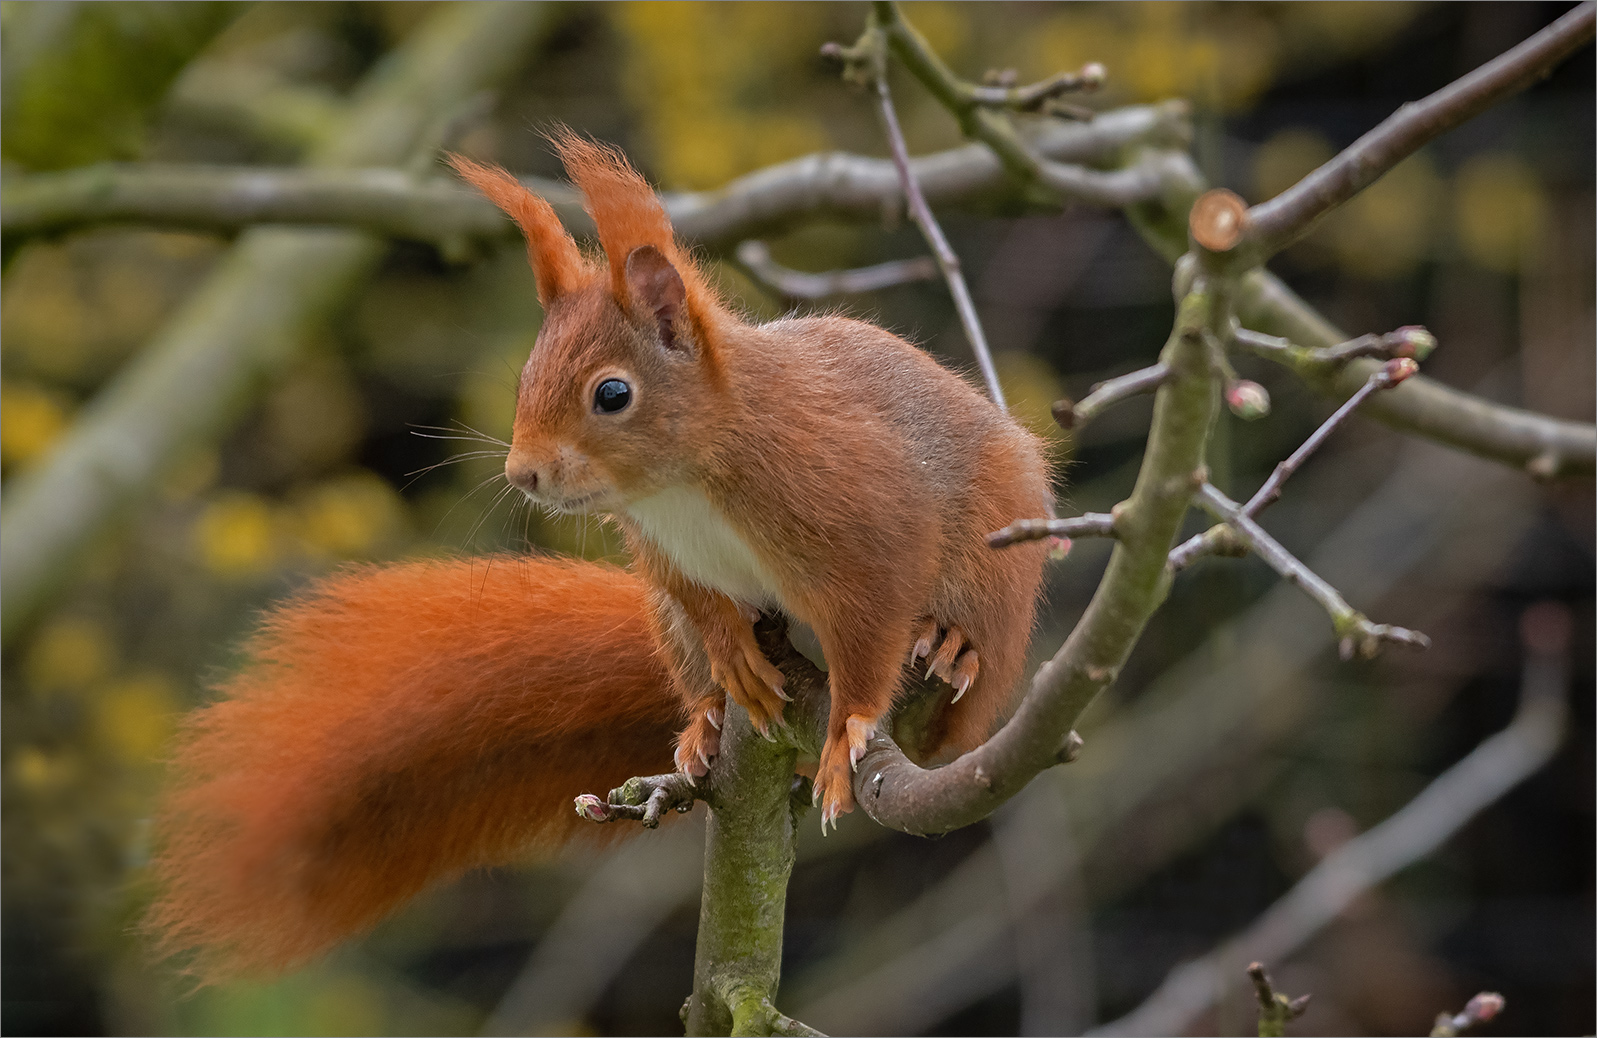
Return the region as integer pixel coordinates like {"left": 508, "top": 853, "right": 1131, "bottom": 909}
{"left": 594, "top": 378, "right": 632, "bottom": 414}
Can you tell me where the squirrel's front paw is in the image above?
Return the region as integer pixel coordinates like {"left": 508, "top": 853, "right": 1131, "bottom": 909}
{"left": 709, "top": 635, "right": 788, "bottom": 738}
{"left": 674, "top": 700, "right": 724, "bottom": 780}
{"left": 814, "top": 715, "right": 876, "bottom": 833}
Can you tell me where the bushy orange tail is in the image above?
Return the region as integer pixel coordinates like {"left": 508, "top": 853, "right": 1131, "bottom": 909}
{"left": 143, "top": 555, "right": 680, "bottom": 982}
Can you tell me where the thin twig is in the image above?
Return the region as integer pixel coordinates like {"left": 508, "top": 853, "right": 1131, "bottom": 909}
{"left": 1053, "top": 364, "right": 1172, "bottom": 430}
{"left": 1245, "top": 1, "right": 1595, "bottom": 256}
{"left": 866, "top": 0, "right": 1196, "bottom": 210}
{"left": 987, "top": 513, "right": 1117, "bottom": 549}
{"left": 1233, "top": 325, "right": 1437, "bottom": 372}
{"left": 734, "top": 240, "right": 938, "bottom": 300}
{"left": 964, "top": 62, "right": 1105, "bottom": 112}
{"left": 1431, "top": 992, "right": 1507, "bottom": 1037}
{"left": 1232, "top": 271, "right": 1595, "bottom": 478}
{"left": 1243, "top": 359, "right": 1418, "bottom": 516}
{"left": 1093, "top": 606, "right": 1569, "bottom": 1036}
{"left": 1247, "top": 962, "right": 1311, "bottom": 1038}
{"left": 574, "top": 771, "right": 699, "bottom": 829}
{"left": 1195, "top": 483, "right": 1430, "bottom": 659}
{"left": 1169, "top": 355, "right": 1421, "bottom": 569}
{"left": 872, "top": 70, "right": 1007, "bottom": 411}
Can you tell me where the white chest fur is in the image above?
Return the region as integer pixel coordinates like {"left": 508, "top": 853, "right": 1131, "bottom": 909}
{"left": 624, "top": 486, "right": 782, "bottom": 608}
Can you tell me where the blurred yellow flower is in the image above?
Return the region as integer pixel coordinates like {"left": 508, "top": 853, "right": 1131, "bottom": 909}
{"left": 614, "top": 2, "right": 830, "bottom": 189}
{"left": 1454, "top": 152, "right": 1547, "bottom": 273}
{"left": 9, "top": 747, "right": 80, "bottom": 792}
{"left": 25, "top": 616, "right": 115, "bottom": 691}
{"left": 0, "top": 381, "right": 70, "bottom": 467}
{"left": 195, "top": 492, "right": 280, "bottom": 577}
{"left": 95, "top": 673, "right": 180, "bottom": 764}
{"left": 292, "top": 471, "right": 409, "bottom": 559}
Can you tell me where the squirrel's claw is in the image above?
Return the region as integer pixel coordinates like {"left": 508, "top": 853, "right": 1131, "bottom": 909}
{"left": 949, "top": 649, "right": 979, "bottom": 703}
{"left": 909, "top": 617, "right": 938, "bottom": 665}
{"left": 926, "top": 626, "right": 966, "bottom": 684}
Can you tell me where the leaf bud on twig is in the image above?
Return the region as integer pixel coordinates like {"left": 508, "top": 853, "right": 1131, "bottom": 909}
{"left": 1391, "top": 325, "right": 1438, "bottom": 360}
{"left": 1226, "top": 379, "right": 1272, "bottom": 420}
{"left": 574, "top": 793, "right": 611, "bottom": 822}
{"left": 1383, "top": 357, "right": 1420, "bottom": 385}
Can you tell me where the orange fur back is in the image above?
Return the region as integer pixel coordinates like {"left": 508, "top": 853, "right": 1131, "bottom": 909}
{"left": 447, "top": 153, "right": 596, "bottom": 302}
{"left": 144, "top": 556, "right": 679, "bottom": 982}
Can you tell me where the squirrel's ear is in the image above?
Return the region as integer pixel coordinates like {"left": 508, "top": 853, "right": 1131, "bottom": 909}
{"left": 625, "top": 245, "right": 687, "bottom": 353}
{"left": 446, "top": 154, "right": 591, "bottom": 305}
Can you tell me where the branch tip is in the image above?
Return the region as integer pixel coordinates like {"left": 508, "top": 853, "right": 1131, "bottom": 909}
{"left": 1247, "top": 961, "right": 1311, "bottom": 1037}
{"left": 1190, "top": 188, "right": 1249, "bottom": 252}
{"left": 1431, "top": 991, "right": 1506, "bottom": 1037}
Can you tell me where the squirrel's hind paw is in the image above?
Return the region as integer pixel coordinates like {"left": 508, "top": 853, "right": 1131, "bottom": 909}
{"left": 816, "top": 716, "right": 878, "bottom": 834}
{"left": 674, "top": 706, "right": 723, "bottom": 779}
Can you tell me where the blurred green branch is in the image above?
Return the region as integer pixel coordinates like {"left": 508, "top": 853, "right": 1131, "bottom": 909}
{"left": 0, "top": 2, "right": 564, "bottom": 649}
{"left": 0, "top": 103, "right": 1190, "bottom": 248}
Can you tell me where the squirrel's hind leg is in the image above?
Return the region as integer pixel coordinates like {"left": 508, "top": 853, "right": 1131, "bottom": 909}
{"left": 811, "top": 619, "right": 913, "bottom": 832}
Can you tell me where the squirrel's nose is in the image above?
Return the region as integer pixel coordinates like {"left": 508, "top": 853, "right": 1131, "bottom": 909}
{"left": 505, "top": 454, "right": 541, "bottom": 495}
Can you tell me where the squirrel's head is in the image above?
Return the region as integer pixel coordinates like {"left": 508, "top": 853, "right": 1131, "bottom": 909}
{"left": 449, "top": 133, "right": 729, "bottom": 515}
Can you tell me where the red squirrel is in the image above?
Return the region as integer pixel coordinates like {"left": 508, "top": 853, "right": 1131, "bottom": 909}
{"left": 145, "top": 133, "right": 1050, "bottom": 980}
{"left": 450, "top": 133, "right": 1051, "bottom": 828}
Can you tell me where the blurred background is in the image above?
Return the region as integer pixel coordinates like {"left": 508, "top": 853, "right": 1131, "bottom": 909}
{"left": 1, "top": 2, "right": 1591, "bottom": 1035}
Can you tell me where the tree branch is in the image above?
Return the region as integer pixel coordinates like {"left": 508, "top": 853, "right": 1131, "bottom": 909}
{"left": 733, "top": 240, "right": 937, "bottom": 300}
{"left": 0, "top": 103, "right": 1191, "bottom": 247}
{"left": 1170, "top": 354, "right": 1420, "bottom": 569}
{"left": 1093, "top": 602, "right": 1570, "bottom": 1037}
{"left": 869, "top": 0, "right": 1596, "bottom": 481}
{"left": 1234, "top": 269, "right": 1596, "bottom": 478}
{"left": 870, "top": 61, "right": 1006, "bottom": 410}
{"left": 987, "top": 513, "right": 1117, "bottom": 549}
{"left": 1431, "top": 992, "right": 1507, "bottom": 1037}
{"left": 866, "top": 0, "right": 1203, "bottom": 211}
{"left": 1052, "top": 363, "right": 1172, "bottom": 430}
{"left": 1247, "top": 962, "right": 1311, "bottom": 1038}
{"left": 1245, "top": 1, "right": 1596, "bottom": 257}
{"left": 1194, "top": 483, "right": 1430, "bottom": 659}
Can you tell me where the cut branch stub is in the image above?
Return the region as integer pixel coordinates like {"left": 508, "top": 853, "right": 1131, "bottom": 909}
{"left": 1190, "top": 188, "right": 1249, "bottom": 253}
{"left": 1248, "top": 961, "right": 1311, "bottom": 1038}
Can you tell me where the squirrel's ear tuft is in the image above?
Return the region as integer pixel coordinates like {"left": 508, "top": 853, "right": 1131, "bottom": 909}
{"left": 447, "top": 154, "right": 592, "bottom": 305}
{"left": 625, "top": 245, "right": 687, "bottom": 353}
{"left": 549, "top": 128, "right": 724, "bottom": 335}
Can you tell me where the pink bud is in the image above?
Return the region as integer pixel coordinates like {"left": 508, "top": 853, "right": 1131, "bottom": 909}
{"left": 574, "top": 794, "right": 610, "bottom": 822}
{"left": 1080, "top": 62, "right": 1107, "bottom": 89}
{"left": 1391, "top": 325, "right": 1437, "bottom": 360}
{"left": 1226, "top": 380, "right": 1271, "bottom": 420}
{"left": 1046, "top": 535, "right": 1072, "bottom": 560}
{"left": 1383, "top": 357, "right": 1419, "bottom": 384}
{"left": 1465, "top": 993, "right": 1505, "bottom": 1023}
